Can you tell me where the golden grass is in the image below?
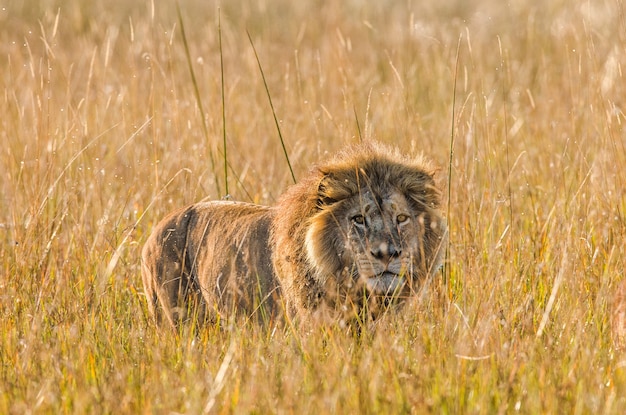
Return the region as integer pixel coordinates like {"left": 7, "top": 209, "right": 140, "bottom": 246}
{"left": 1, "top": 0, "right": 626, "bottom": 412}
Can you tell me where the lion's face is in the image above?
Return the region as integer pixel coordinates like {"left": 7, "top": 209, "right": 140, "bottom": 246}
{"left": 305, "top": 183, "right": 443, "bottom": 302}
{"left": 344, "top": 189, "right": 421, "bottom": 296}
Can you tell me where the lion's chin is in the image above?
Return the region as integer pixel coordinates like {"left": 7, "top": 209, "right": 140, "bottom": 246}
{"left": 363, "top": 272, "right": 405, "bottom": 296}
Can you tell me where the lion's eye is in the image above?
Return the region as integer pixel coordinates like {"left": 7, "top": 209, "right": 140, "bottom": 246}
{"left": 352, "top": 214, "right": 366, "bottom": 225}
{"left": 396, "top": 214, "right": 410, "bottom": 224}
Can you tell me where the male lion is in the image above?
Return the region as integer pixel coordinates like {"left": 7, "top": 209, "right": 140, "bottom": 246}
{"left": 141, "top": 141, "right": 447, "bottom": 329}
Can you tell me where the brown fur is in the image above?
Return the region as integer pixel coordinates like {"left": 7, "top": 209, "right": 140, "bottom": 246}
{"left": 141, "top": 141, "right": 447, "bottom": 329}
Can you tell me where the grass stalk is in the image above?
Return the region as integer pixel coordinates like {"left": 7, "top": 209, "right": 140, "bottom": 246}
{"left": 246, "top": 30, "right": 296, "bottom": 184}
{"left": 218, "top": 8, "right": 229, "bottom": 196}
{"left": 176, "top": 2, "right": 221, "bottom": 196}
{"left": 353, "top": 105, "right": 363, "bottom": 142}
{"left": 445, "top": 34, "right": 462, "bottom": 286}
{"left": 498, "top": 36, "right": 514, "bottom": 247}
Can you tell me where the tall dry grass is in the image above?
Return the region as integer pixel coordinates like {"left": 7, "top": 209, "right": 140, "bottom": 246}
{"left": 1, "top": 0, "right": 626, "bottom": 413}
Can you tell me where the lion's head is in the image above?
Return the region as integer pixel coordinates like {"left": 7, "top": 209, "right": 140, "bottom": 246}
{"left": 272, "top": 141, "right": 446, "bottom": 322}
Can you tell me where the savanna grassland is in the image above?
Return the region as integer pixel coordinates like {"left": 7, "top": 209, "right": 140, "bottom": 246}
{"left": 2, "top": 0, "right": 626, "bottom": 413}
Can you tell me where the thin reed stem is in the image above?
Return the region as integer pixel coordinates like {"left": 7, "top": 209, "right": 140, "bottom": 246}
{"left": 247, "top": 30, "right": 296, "bottom": 184}
{"left": 445, "top": 34, "right": 462, "bottom": 286}
{"left": 176, "top": 2, "right": 221, "bottom": 196}
{"left": 218, "top": 8, "right": 229, "bottom": 196}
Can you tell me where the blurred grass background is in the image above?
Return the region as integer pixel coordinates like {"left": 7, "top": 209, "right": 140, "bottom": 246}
{"left": 1, "top": 0, "right": 626, "bottom": 412}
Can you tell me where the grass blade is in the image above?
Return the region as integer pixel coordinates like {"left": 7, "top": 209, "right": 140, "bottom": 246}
{"left": 246, "top": 30, "right": 296, "bottom": 184}
{"left": 218, "top": 8, "right": 229, "bottom": 196}
{"left": 498, "top": 36, "right": 514, "bottom": 245}
{"left": 353, "top": 105, "right": 363, "bottom": 143}
{"left": 176, "top": 2, "right": 221, "bottom": 196}
{"left": 445, "top": 34, "right": 462, "bottom": 286}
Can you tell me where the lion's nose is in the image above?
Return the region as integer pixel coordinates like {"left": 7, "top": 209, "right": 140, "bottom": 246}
{"left": 370, "top": 242, "right": 401, "bottom": 261}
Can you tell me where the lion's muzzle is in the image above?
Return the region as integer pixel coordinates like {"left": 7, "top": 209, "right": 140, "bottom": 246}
{"left": 363, "top": 271, "right": 406, "bottom": 296}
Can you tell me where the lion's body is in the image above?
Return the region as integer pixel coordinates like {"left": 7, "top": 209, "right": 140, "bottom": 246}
{"left": 141, "top": 201, "right": 281, "bottom": 327}
{"left": 141, "top": 141, "right": 447, "bottom": 328}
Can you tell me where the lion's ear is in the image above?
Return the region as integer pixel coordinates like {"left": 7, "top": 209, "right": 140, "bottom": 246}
{"left": 316, "top": 171, "right": 356, "bottom": 208}
{"left": 316, "top": 174, "right": 337, "bottom": 208}
{"left": 404, "top": 171, "right": 441, "bottom": 209}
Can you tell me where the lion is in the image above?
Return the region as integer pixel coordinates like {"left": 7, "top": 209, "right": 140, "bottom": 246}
{"left": 141, "top": 141, "right": 447, "bottom": 330}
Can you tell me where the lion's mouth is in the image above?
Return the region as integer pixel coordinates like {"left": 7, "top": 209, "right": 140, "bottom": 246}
{"left": 364, "top": 272, "right": 405, "bottom": 295}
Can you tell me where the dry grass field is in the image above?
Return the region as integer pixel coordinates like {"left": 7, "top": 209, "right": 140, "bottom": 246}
{"left": 2, "top": 0, "right": 626, "bottom": 413}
